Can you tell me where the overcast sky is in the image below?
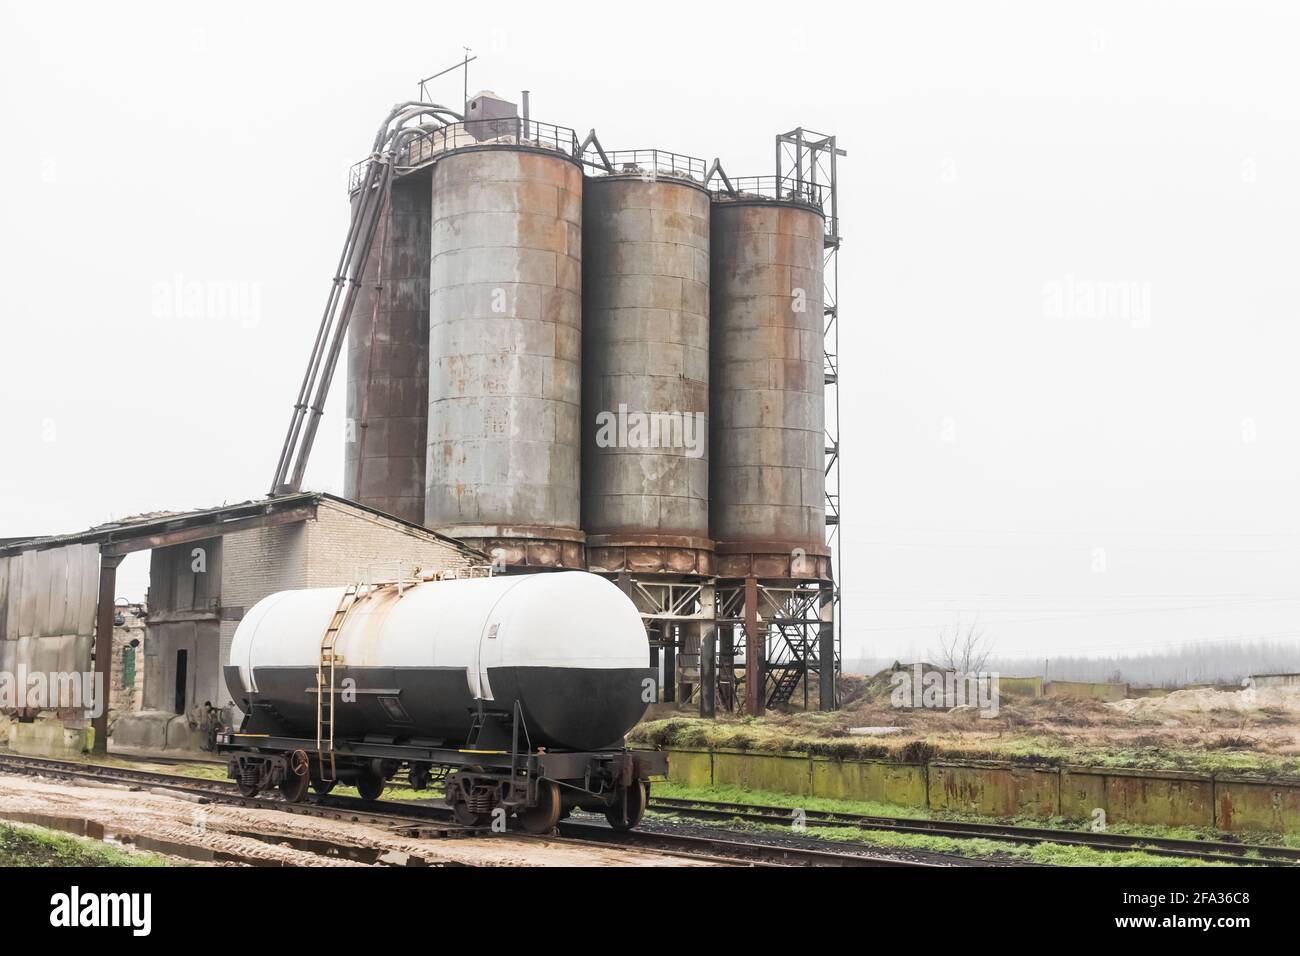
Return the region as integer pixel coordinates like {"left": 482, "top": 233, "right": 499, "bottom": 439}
{"left": 2, "top": 0, "right": 1297, "bottom": 664}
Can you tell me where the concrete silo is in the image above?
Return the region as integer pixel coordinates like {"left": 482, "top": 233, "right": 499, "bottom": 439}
{"left": 709, "top": 191, "right": 830, "bottom": 714}
{"left": 425, "top": 138, "right": 585, "bottom": 568}
{"left": 710, "top": 196, "right": 828, "bottom": 576}
{"left": 344, "top": 177, "right": 431, "bottom": 526}
{"left": 581, "top": 161, "right": 714, "bottom": 706}
{"left": 581, "top": 171, "right": 712, "bottom": 575}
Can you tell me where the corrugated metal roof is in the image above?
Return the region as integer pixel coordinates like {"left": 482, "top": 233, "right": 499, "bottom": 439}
{"left": 0, "top": 492, "right": 484, "bottom": 560}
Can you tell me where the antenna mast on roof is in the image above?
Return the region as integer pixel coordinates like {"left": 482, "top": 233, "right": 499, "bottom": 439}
{"left": 418, "top": 48, "right": 476, "bottom": 113}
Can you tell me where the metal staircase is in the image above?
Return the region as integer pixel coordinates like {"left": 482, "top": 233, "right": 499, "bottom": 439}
{"left": 765, "top": 620, "right": 814, "bottom": 708}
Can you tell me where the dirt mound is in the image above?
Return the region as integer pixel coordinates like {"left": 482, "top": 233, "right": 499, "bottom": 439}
{"left": 1108, "top": 684, "right": 1300, "bottom": 720}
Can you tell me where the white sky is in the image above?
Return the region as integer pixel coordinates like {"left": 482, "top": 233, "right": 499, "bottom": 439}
{"left": 1, "top": 0, "right": 1297, "bottom": 663}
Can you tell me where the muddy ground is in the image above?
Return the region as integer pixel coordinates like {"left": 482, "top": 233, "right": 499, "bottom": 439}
{"left": 0, "top": 773, "right": 715, "bottom": 867}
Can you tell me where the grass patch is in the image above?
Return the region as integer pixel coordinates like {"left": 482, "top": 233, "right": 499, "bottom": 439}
{"left": 0, "top": 821, "right": 168, "bottom": 867}
{"left": 176, "top": 763, "right": 228, "bottom": 782}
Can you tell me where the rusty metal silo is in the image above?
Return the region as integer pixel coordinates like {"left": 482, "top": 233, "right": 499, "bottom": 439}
{"left": 582, "top": 169, "right": 712, "bottom": 576}
{"left": 344, "top": 177, "right": 431, "bottom": 525}
{"left": 709, "top": 194, "right": 829, "bottom": 580}
{"left": 425, "top": 135, "right": 585, "bottom": 568}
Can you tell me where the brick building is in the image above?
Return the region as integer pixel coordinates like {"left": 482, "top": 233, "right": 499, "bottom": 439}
{"left": 1, "top": 493, "right": 484, "bottom": 754}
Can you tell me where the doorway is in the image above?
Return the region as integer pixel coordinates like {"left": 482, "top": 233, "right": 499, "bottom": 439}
{"left": 174, "top": 649, "right": 188, "bottom": 714}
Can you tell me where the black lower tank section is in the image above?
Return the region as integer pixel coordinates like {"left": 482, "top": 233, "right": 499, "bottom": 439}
{"left": 224, "top": 664, "right": 652, "bottom": 752}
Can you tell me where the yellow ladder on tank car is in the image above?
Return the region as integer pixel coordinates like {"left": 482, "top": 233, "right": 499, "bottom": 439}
{"left": 316, "top": 583, "right": 360, "bottom": 782}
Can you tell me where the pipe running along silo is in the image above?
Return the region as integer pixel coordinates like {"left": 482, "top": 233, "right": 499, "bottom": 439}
{"left": 426, "top": 122, "right": 585, "bottom": 568}
{"left": 582, "top": 168, "right": 712, "bottom": 575}
{"left": 709, "top": 192, "right": 831, "bottom": 580}
{"left": 344, "top": 177, "right": 431, "bottom": 525}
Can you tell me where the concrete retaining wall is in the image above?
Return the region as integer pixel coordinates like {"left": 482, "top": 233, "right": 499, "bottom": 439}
{"left": 998, "top": 676, "right": 1044, "bottom": 698}
{"left": 660, "top": 747, "right": 1300, "bottom": 835}
{"left": 1045, "top": 680, "right": 1129, "bottom": 701}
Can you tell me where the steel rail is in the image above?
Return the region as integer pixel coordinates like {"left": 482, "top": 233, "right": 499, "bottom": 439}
{"left": 0, "top": 754, "right": 931, "bottom": 867}
{"left": 647, "top": 796, "right": 1293, "bottom": 866}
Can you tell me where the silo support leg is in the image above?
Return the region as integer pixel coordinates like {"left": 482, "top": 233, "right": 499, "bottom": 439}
{"left": 698, "top": 622, "right": 715, "bottom": 718}
{"left": 819, "top": 582, "right": 836, "bottom": 711}
{"left": 662, "top": 633, "right": 676, "bottom": 703}
{"left": 744, "top": 577, "right": 764, "bottom": 717}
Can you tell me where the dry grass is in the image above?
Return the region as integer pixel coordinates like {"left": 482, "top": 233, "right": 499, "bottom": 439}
{"left": 632, "top": 672, "right": 1300, "bottom": 777}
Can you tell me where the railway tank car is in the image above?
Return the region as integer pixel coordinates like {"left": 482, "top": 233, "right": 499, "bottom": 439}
{"left": 217, "top": 571, "right": 667, "bottom": 833}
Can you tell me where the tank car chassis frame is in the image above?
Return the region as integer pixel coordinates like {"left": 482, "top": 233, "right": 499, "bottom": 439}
{"left": 215, "top": 703, "right": 666, "bottom": 832}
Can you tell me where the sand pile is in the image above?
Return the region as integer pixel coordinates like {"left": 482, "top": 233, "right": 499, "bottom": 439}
{"left": 1108, "top": 684, "right": 1300, "bottom": 719}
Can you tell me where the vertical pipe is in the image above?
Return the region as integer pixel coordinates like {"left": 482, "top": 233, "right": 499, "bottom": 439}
{"left": 744, "top": 577, "right": 763, "bottom": 716}
{"left": 675, "top": 622, "right": 692, "bottom": 703}
{"left": 699, "top": 626, "right": 716, "bottom": 718}
{"left": 720, "top": 621, "right": 735, "bottom": 711}
{"left": 698, "top": 582, "right": 716, "bottom": 718}
{"left": 663, "top": 628, "right": 676, "bottom": 704}
{"left": 91, "top": 554, "right": 123, "bottom": 754}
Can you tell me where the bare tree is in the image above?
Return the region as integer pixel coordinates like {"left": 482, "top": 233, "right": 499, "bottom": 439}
{"left": 933, "top": 618, "right": 994, "bottom": 674}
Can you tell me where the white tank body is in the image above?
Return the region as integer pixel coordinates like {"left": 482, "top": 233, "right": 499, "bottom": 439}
{"left": 225, "top": 571, "right": 653, "bottom": 751}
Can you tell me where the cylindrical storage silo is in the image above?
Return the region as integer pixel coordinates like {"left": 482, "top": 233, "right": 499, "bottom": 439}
{"left": 345, "top": 176, "right": 431, "bottom": 525}
{"left": 582, "top": 174, "right": 712, "bottom": 575}
{"left": 426, "top": 148, "right": 585, "bottom": 568}
{"left": 710, "top": 197, "right": 830, "bottom": 579}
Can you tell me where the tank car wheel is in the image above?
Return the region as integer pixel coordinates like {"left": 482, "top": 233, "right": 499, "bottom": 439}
{"left": 604, "top": 782, "right": 648, "bottom": 832}
{"left": 517, "top": 780, "right": 562, "bottom": 835}
{"left": 356, "top": 771, "right": 385, "bottom": 802}
{"left": 237, "top": 783, "right": 259, "bottom": 798}
{"left": 310, "top": 776, "right": 336, "bottom": 795}
{"left": 451, "top": 798, "right": 489, "bottom": 827}
{"left": 280, "top": 750, "right": 311, "bottom": 803}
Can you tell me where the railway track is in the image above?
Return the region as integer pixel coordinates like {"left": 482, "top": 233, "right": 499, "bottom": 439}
{"left": 646, "top": 795, "right": 1298, "bottom": 866}
{"left": 0, "top": 753, "right": 928, "bottom": 867}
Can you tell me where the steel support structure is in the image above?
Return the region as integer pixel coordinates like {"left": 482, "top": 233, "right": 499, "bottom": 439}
{"left": 714, "top": 580, "right": 832, "bottom": 713}
{"left": 607, "top": 574, "right": 716, "bottom": 714}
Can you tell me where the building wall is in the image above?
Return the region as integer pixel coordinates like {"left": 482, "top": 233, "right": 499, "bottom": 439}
{"left": 302, "top": 502, "right": 477, "bottom": 587}
{"left": 143, "top": 538, "right": 223, "bottom": 716}
{"left": 1044, "top": 679, "right": 1130, "bottom": 702}
{"left": 109, "top": 606, "right": 146, "bottom": 723}
{"left": 0, "top": 542, "right": 99, "bottom": 721}
{"left": 1252, "top": 674, "right": 1300, "bottom": 688}
{"left": 213, "top": 501, "right": 479, "bottom": 710}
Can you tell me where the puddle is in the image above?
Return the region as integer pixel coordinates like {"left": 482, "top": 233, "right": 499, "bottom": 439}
{"left": 0, "top": 810, "right": 451, "bottom": 867}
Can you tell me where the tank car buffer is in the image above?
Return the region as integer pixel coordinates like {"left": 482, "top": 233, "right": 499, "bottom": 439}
{"left": 216, "top": 571, "right": 668, "bottom": 835}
